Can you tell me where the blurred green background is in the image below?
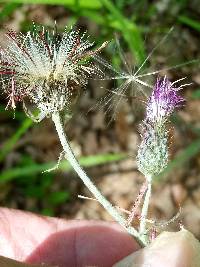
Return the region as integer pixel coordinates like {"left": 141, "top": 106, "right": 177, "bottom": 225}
{"left": 0, "top": 0, "right": 200, "bottom": 236}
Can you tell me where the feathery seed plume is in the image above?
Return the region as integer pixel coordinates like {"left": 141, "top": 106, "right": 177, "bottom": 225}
{"left": 0, "top": 24, "right": 105, "bottom": 120}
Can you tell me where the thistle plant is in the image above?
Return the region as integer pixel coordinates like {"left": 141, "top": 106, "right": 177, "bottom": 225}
{"left": 0, "top": 24, "right": 146, "bottom": 246}
{"left": 0, "top": 24, "right": 186, "bottom": 247}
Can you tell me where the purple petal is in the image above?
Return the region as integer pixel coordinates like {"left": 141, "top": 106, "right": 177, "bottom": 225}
{"left": 146, "top": 76, "right": 185, "bottom": 123}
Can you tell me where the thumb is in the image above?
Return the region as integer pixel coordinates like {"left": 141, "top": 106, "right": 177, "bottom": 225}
{"left": 113, "top": 229, "right": 200, "bottom": 267}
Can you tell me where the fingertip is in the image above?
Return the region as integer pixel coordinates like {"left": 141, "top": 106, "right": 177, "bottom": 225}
{"left": 114, "top": 229, "right": 200, "bottom": 267}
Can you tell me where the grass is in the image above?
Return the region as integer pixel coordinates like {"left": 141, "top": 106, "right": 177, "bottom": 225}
{"left": 1, "top": 0, "right": 102, "bottom": 9}
{"left": 0, "top": 2, "right": 20, "bottom": 21}
{"left": 178, "top": 15, "right": 200, "bottom": 32}
{"left": 0, "top": 153, "right": 127, "bottom": 182}
{"left": 0, "top": 117, "right": 33, "bottom": 162}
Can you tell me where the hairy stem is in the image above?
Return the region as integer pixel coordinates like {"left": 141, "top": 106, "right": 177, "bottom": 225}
{"left": 126, "top": 181, "right": 147, "bottom": 227}
{"left": 52, "top": 112, "right": 146, "bottom": 247}
{"left": 139, "top": 177, "right": 152, "bottom": 241}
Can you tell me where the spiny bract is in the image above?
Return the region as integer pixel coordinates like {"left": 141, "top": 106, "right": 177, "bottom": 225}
{"left": 137, "top": 121, "right": 169, "bottom": 177}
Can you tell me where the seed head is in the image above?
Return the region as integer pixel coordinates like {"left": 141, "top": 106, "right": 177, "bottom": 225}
{"left": 0, "top": 24, "right": 105, "bottom": 119}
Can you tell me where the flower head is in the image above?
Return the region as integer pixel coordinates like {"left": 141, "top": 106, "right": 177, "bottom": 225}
{"left": 146, "top": 76, "right": 185, "bottom": 124}
{"left": 0, "top": 24, "right": 105, "bottom": 120}
{"left": 137, "top": 76, "right": 185, "bottom": 178}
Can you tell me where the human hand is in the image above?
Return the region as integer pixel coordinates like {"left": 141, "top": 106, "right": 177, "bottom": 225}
{"left": 0, "top": 208, "right": 138, "bottom": 267}
{"left": 0, "top": 208, "right": 199, "bottom": 267}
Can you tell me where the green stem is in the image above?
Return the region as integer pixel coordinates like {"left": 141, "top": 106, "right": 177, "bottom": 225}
{"left": 52, "top": 112, "right": 146, "bottom": 247}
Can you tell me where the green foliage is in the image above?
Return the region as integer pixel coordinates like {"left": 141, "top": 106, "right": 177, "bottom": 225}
{"left": 1, "top": 0, "right": 102, "bottom": 9}
{"left": 191, "top": 89, "right": 200, "bottom": 99}
{"left": 99, "top": 0, "right": 145, "bottom": 63}
{"left": 47, "top": 191, "right": 70, "bottom": 205}
{"left": 0, "top": 105, "right": 25, "bottom": 120}
{"left": 178, "top": 16, "right": 200, "bottom": 32}
{"left": 0, "top": 2, "right": 20, "bottom": 21}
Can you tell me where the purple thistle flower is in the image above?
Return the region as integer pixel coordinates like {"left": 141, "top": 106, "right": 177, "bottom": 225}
{"left": 137, "top": 76, "right": 186, "bottom": 177}
{"left": 146, "top": 76, "right": 185, "bottom": 124}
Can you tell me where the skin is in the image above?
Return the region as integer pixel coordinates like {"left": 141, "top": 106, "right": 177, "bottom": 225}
{"left": 0, "top": 208, "right": 199, "bottom": 267}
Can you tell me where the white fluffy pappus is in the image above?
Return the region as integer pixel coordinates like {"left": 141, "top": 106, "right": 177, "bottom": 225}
{"left": 0, "top": 24, "right": 106, "bottom": 121}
